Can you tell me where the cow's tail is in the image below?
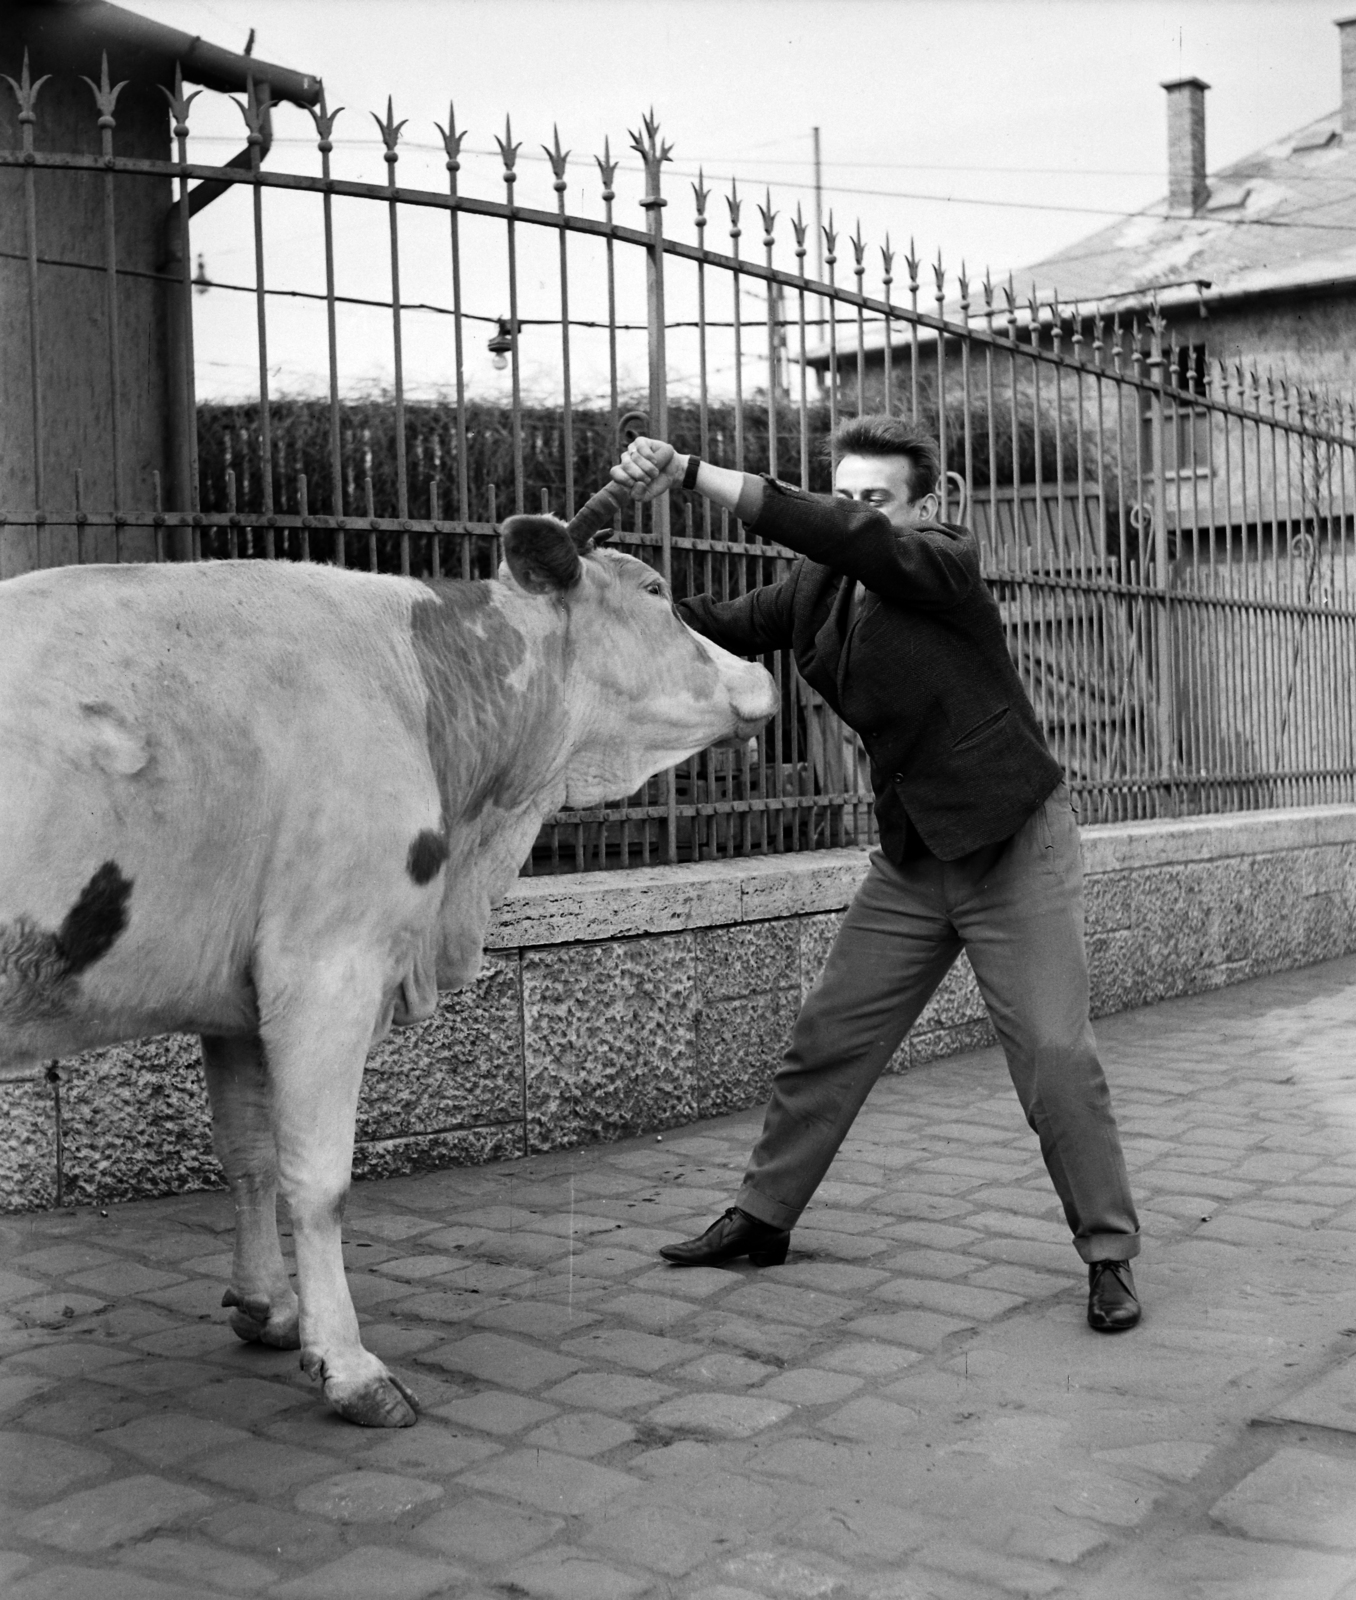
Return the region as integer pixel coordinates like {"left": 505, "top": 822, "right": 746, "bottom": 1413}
{"left": 0, "top": 863, "right": 133, "bottom": 1023}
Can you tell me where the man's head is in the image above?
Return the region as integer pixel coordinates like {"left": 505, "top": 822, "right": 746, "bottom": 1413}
{"left": 829, "top": 415, "right": 941, "bottom": 531}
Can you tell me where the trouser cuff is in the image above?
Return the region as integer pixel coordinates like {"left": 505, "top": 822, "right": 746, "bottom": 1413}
{"left": 1076, "top": 1232, "right": 1140, "bottom": 1264}
{"left": 735, "top": 1184, "right": 801, "bottom": 1232}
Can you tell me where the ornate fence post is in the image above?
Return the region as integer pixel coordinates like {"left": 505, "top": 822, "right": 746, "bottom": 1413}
{"left": 630, "top": 109, "right": 672, "bottom": 577}
{"left": 1147, "top": 299, "right": 1178, "bottom": 812}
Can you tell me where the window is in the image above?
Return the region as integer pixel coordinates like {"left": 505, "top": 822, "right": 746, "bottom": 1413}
{"left": 1142, "top": 342, "right": 1212, "bottom": 477}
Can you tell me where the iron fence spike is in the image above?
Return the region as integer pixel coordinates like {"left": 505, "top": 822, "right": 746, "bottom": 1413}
{"left": 434, "top": 102, "right": 465, "bottom": 162}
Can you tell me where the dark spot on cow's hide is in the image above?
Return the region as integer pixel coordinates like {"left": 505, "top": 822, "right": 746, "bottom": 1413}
{"left": 406, "top": 829, "right": 450, "bottom": 886}
{"left": 0, "top": 862, "right": 133, "bottom": 1024}
{"left": 57, "top": 862, "right": 133, "bottom": 974}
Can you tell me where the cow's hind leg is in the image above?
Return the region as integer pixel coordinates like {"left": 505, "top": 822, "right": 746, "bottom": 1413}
{"left": 201, "top": 1033, "right": 301, "bottom": 1349}
{"left": 260, "top": 956, "right": 418, "bottom": 1428}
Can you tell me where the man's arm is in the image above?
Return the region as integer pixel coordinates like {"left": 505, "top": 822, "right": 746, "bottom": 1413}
{"left": 612, "top": 438, "right": 974, "bottom": 611}
{"left": 677, "top": 577, "right": 796, "bottom": 658}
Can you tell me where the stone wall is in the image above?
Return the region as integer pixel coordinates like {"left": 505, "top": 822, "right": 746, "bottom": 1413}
{"left": 3, "top": 804, "right": 1355, "bottom": 1212}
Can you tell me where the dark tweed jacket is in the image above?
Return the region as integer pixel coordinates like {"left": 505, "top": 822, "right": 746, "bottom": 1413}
{"left": 677, "top": 478, "right": 1062, "bottom": 862}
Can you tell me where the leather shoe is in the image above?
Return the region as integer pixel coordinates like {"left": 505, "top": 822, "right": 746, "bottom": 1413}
{"left": 659, "top": 1206, "right": 790, "bottom": 1268}
{"left": 1087, "top": 1259, "right": 1140, "bottom": 1332}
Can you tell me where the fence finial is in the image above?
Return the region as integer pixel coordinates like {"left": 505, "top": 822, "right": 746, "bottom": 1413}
{"left": 495, "top": 116, "right": 521, "bottom": 179}
{"left": 691, "top": 165, "right": 709, "bottom": 223}
{"left": 596, "top": 135, "right": 618, "bottom": 196}
{"left": 434, "top": 102, "right": 465, "bottom": 166}
{"left": 758, "top": 189, "right": 778, "bottom": 244}
{"left": 159, "top": 62, "right": 200, "bottom": 138}
{"left": 881, "top": 234, "right": 894, "bottom": 292}
{"left": 792, "top": 202, "right": 807, "bottom": 257}
{"left": 80, "top": 52, "right": 128, "bottom": 131}
{"left": 629, "top": 108, "right": 672, "bottom": 208}
{"left": 232, "top": 73, "right": 272, "bottom": 145}
{"left": 726, "top": 177, "right": 741, "bottom": 234}
{"left": 372, "top": 95, "right": 407, "bottom": 165}
{"left": 544, "top": 125, "right": 570, "bottom": 186}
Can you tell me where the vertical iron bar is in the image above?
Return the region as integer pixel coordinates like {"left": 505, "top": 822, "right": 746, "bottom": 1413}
{"left": 546, "top": 128, "right": 575, "bottom": 517}
{"left": 312, "top": 91, "right": 345, "bottom": 541}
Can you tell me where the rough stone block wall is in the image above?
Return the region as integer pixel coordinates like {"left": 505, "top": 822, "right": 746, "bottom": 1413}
{"left": 3, "top": 806, "right": 1355, "bottom": 1211}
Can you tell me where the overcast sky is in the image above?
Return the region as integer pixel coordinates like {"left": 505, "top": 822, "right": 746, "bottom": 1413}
{"left": 132, "top": 0, "right": 1348, "bottom": 402}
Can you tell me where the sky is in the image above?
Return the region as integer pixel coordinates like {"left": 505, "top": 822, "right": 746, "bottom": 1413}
{"left": 129, "top": 0, "right": 1350, "bottom": 402}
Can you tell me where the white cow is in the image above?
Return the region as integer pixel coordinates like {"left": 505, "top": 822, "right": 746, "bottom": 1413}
{"left": 0, "top": 507, "right": 776, "bottom": 1426}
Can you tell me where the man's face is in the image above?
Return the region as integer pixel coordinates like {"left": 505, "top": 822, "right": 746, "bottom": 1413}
{"left": 833, "top": 453, "right": 938, "bottom": 532}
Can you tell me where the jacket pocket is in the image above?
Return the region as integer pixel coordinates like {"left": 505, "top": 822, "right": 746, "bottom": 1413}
{"left": 952, "top": 705, "right": 1010, "bottom": 750}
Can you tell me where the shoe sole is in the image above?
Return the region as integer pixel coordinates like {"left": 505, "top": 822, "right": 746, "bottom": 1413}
{"left": 659, "top": 1237, "right": 790, "bottom": 1269}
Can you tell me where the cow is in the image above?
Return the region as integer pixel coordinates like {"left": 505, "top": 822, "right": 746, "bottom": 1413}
{"left": 0, "top": 497, "right": 777, "bottom": 1426}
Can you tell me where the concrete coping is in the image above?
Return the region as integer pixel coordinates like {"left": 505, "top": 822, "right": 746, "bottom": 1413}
{"left": 488, "top": 804, "right": 1356, "bottom": 949}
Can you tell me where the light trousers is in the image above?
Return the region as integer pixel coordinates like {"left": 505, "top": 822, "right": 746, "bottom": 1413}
{"left": 735, "top": 784, "right": 1140, "bottom": 1263}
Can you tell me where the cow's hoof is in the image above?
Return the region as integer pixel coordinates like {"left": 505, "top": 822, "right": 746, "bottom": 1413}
{"left": 325, "top": 1371, "right": 420, "bottom": 1428}
{"left": 222, "top": 1288, "right": 301, "bottom": 1350}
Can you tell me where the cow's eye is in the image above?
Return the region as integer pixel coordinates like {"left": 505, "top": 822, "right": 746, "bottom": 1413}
{"left": 644, "top": 582, "right": 666, "bottom": 597}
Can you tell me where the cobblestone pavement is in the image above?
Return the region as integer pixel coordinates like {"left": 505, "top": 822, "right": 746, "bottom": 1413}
{"left": 3, "top": 955, "right": 1356, "bottom": 1599}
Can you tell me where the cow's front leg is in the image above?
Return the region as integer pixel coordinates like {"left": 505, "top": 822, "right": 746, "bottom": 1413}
{"left": 201, "top": 1033, "right": 301, "bottom": 1349}
{"left": 260, "top": 956, "right": 418, "bottom": 1428}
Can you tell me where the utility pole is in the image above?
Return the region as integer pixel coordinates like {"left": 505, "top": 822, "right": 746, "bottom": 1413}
{"left": 812, "top": 126, "right": 824, "bottom": 333}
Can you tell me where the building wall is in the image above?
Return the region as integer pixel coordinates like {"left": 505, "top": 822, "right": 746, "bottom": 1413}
{"left": 3, "top": 804, "right": 1354, "bottom": 1213}
{"left": 0, "top": 72, "right": 170, "bottom": 575}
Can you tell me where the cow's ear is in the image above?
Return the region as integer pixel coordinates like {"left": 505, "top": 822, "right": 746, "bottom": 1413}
{"left": 501, "top": 514, "right": 583, "bottom": 595}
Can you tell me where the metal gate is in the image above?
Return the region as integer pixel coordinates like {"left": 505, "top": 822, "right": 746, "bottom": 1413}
{"left": 4, "top": 60, "right": 1355, "bottom": 872}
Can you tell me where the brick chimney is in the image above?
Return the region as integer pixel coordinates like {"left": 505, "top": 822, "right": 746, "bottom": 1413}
{"left": 1339, "top": 17, "right": 1356, "bottom": 136}
{"left": 1162, "top": 77, "right": 1209, "bottom": 216}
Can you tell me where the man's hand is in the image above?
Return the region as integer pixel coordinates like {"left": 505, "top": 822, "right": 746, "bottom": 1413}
{"left": 609, "top": 436, "right": 683, "bottom": 503}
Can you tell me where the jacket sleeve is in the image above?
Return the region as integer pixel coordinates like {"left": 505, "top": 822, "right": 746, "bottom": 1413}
{"left": 676, "top": 569, "right": 798, "bottom": 656}
{"left": 749, "top": 477, "right": 976, "bottom": 609}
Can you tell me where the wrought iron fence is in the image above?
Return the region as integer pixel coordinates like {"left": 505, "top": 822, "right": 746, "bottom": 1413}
{"left": 4, "top": 58, "right": 1356, "bottom": 875}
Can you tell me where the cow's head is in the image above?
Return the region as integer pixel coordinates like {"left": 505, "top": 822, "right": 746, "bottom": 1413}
{"left": 501, "top": 513, "right": 776, "bottom": 806}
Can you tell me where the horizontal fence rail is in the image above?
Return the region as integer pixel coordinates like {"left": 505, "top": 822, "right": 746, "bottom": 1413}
{"left": 4, "top": 59, "right": 1356, "bottom": 874}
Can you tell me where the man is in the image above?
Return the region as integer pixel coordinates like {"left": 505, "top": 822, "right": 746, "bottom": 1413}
{"left": 610, "top": 417, "right": 1141, "bottom": 1333}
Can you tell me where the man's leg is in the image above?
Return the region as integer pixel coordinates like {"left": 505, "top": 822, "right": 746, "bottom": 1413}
{"left": 952, "top": 785, "right": 1140, "bottom": 1287}
{"left": 733, "top": 850, "right": 960, "bottom": 1231}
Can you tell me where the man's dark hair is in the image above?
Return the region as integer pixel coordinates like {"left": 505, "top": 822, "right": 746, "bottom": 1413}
{"left": 828, "top": 415, "right": 941, "bottom": 503}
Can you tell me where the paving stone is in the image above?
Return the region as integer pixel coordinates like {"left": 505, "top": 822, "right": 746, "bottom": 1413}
{"left": 871, "top": 1277, "right": 1026, "bottom": 1320}
{"left": 843, "top": 1309, "right": 971, "bottom": 1349}
{"left": 672, "top": 1351, "right": 777, "bottom": 1388}
{"left": 1093, "top": 1440, "right": 1215, "bottom": 1481}
{"left": 15, "top": 1473, "right": 214, "bottom": 1552}
{"left": 646, "top": 1392, "right": 793, "bottom": 1438}
{"left": 459, "top": 1446, "right": 640, "bottom": 1514}
{"left": 471, "top": 1300, "right": 602, "bottom": 1338}
{"left": 269, "top": 1545, "right": 467, "bottom": 1600}
{"left": 2, "top": 1565, "right": 207, "bottom": 1600}
{"left": 10, "top": 1245, "right": 120, "bottom": 1275}
{"left": 7, "top": 1341, "right": 140, "bottom": 1380}
{"left": 1267, "top": 1353, "right": 1356, "bottom": 1433}
{"left": 720, "top": 1281, "right": 857, "bottom": 1328}
{"left": 600, "top": 1291, "right": 699, "bottom": 1331}
{"left": 1210, "top": 1446, "right": 1356, "bottom": 1547}
{"left": 817, "top": 1341, "right": 923, "bottom": 1377}
{"left": 1081, "top": 1532, "right": 1356, "bottom": 1600}
{"left": 560, "top": 1328, "right": 703, "bottom": 1372}
{"left": 0, "top": 1431, "right": 112, "bottom": 1498}
{"left": 878, "top": 1247, "right": 976, "bottom": 1280}
{"left": 434, "top": 1389, "right": 557, "bottom": 1434}
{"left": 294, "top": 1468, "right": 444, "bottom": 1522}
{"left": 501, "top": 1547, "right": 655, "bottom": 1599}
{"left": 821, "top": 1395, "right": 921, "bottom": 1441}
{"left": 630, "top": 1265, "right": 735, "bottom": 1299}
{"left": 762, "top": 1261, "right": 890, "bottom": 1294}
{"left": 197, "top": 1500, "right": 344, "bottom": 1564}
{"left": 415, "top": 1494, "right": 564, "bottom": 1563}
{"left": 113, "top": 1536, "right": 278, "bottom": 1593}
{"left": 184, "top": 1373, "right": 312, "bottom": 1424}
{"left": 717, "top": 1547, "right": 852, "bottom": 1597}
{"left": 363, "top": 1422, "right": 502, "bottom": 1476}
{"left": 913, "top": 1538, "right": 1066, "bottom": 1596}
{"left": 542, "top": 1372, "right": 675, "bottom": 1413}
{"left": 757, "top": 1367, "right": 864, "bottom": 1404}
{"left": 188, "top": 1437, "right": 341, "bottom": 1495}
{"left": 422, "top": 1331, "right": 582, "bottom": 1389}
{"left": 524, "top": 1409, "right": 637, "bottom": 1456}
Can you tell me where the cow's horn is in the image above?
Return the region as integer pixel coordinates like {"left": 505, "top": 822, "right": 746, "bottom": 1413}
{"left": 565, "top": 480, "right": 631, "bottom": 550}
{"left": 501, "top": 514, "right": 583, "bottom": 594}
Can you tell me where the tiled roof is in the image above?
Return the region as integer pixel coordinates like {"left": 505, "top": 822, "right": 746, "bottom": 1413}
{"left": 1017, "top": 109, "right": 1356, "bottom": 312}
